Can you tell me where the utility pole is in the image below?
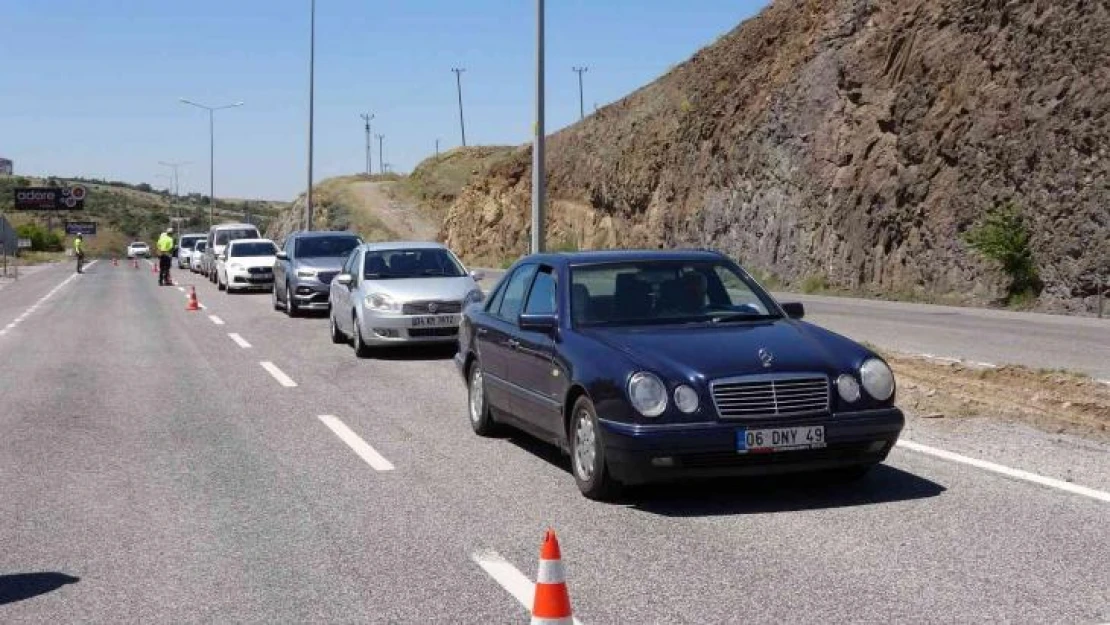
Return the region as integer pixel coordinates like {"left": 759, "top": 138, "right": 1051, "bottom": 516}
{"left": 451, "top": 67, "right": 467, "bottom": 147}
{"left": 572, "top": 66, "right": 588, "bottom": 121}
{"left": 376, "top": 134, "right": 385, "bottom": 175}
{"left": 306, "top": 0, "right": 317, "bottom": 231}
{"left": 360, "top": 113, "right": 374, "bottom": 175}
{"left": 158, "top": 161, "right": 189, "bottom": 220}
{"left": 435, "top": 138, "right": 440, "bottom": 160}
{"left": 531, "top": 0, "right": 545, "bottom": 254}
{"left": 179, "top": 99, "right": 244, "bottom": 229}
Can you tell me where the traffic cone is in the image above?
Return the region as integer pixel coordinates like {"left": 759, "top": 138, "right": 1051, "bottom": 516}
{"left": 151, "top": 261, "right": 157, "bottom": 274}
{"left": 531, "top": 529, "right": 573, "bottom": 625}
{"left": 186, "top": 286, "right": 200, "bottom": 311}
{"left": 133, "top": 258, "right": 138, "bottom": 269}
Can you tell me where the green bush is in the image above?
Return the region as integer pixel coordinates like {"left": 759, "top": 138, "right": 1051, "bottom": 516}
{"left": 16, "top": 223, "right": 64, "bottom": 252}
{"left": 801, "top": 274, "right": 829, "bottom": 294}
{"left": 962, "top": 201, "right": 1041, "bottom": 303}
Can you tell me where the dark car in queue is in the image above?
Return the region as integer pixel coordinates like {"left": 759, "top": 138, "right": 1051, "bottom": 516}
{"left": 273, "top": 231, "right": 363, "bottom": 317}
{"left": 455, "top": 250, "right": 904, "bottom": 500}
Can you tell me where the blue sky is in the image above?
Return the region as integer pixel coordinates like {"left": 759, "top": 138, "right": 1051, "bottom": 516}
{"left": 1, "top": 0, "right": 769, "bottom": 200}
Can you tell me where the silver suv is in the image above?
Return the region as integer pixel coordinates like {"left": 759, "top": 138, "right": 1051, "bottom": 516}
{"left": 272, "top": 231, "right": 363, "bottom": 316}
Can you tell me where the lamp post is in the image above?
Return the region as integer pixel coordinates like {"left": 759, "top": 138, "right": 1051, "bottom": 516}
{"left": 531, "top": 0, "right": 545, "bottom": 253}
{"left": 179, "top": 99, "right": 244, "bottom": 228}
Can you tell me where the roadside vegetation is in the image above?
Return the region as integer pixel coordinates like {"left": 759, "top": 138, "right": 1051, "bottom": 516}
{"left": 962, "top": 201, "right": 1042, "bottom": 307}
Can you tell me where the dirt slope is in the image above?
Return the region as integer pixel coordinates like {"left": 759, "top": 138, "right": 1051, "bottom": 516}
{"left": 444, "top": 0, "right": 1110, "bottom": 312}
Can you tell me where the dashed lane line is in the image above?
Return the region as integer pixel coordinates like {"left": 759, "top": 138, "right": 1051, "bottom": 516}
{"left": 228, "top": 333, "right": 252, "bottom": 349}
{"left": 317, "top": 415, "right": 395, "bottom": 471}
{"left": 471, "top": 550, "right": 584, "bottom": 625}
{"left": 208, "top": 315, "right": 225, "bottom": 325}
{"left": 898, "top": 439, "right": 1110, "bottom": 504}
{"left": 0, "top": 262, "right": 97, "bottom": 338}
{"left": 259, "top": 361, "right": 297, "bottom": 388}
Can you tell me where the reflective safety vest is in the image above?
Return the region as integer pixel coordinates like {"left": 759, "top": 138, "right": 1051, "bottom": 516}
{"left": 74, "top": 238, "right": 84, "bottom": 254}
{"left": 157, "top": 233, "right": 174, "bottom": 254}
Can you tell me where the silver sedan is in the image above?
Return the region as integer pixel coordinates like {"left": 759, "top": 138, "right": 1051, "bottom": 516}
{"left": 328, "top": 242, "right": 484, "bottom": 356}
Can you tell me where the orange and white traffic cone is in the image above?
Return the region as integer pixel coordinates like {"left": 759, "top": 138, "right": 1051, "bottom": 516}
{"left": 133, "top": 258, "right": 138, "bottom": 269}
{"left": 186, "top": 286, "right": 200, "bottom": 311}
{"left": 151, "top": 261, "right": 157, "bottom": 274}
{"left": 531, "top": 529, "right": 573, "bottom": 625}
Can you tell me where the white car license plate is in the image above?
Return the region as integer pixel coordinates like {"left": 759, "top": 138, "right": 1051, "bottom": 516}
{"left": 736, "top": 426, "right": 826, "bottom": 453}
{"left": 411, "top": 314, "right": 460, "bottom": 328}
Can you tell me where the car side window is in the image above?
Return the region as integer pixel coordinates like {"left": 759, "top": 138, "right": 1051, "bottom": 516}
{"left": 496, "top": 264, "right": 538, "bottom": 321}
{"left": 523, "top": 267, "right": 557, "bottom": 315}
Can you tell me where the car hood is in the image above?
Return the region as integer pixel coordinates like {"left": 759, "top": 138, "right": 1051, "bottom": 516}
{"left": 229, "top": 256, "right": 276, "bottom": 268}
{"left": 360, "top": 276, "right": 477, "bottom": 301}
{"left": 294, "top": 258, "right": 346, "bottom": 273}
{"left": 581, "top": 321, "right": 866, "bottom": 382}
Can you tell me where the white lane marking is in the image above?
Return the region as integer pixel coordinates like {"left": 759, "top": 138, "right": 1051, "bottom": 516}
{"left": 898, "top": 439, "right": 1110, "bottom": 503}
{"left": 177, "top": 286, "right": 185, "bottom": 292}
{"left": 0, "top": 263, "right": 95, "bottom": 337}
{"left": 228, "top": 333, "right": 252, "bottom": 349}
{"left": 471, "top": 550, "right": 584, "bottom": 625}
{"left": 259, "top": 361, "right": 297, "bottom": 387}
{"left": 317, "top": 415, "right": 395, "bottom": 471}
{"left": 208, "top": 315, "right": 225, "bottom": 325}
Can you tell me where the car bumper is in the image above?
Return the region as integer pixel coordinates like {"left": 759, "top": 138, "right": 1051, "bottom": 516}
{"left": 290, "top": 280, "right": 332, "bottom": 310}
{"left": 228, "top": 270, "right": 274, "bottom": 289}
{"left": 357, "top": 310, "right": 460, "bottom": 345}
{"left": 598, "top": 408, "right": 905, "bottom": 485}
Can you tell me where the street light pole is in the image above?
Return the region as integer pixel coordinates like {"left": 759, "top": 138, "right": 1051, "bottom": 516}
{"left": 360, "top": 113, "right": 374, "bottom": 175}
{"left": 180, "top": 99, "right": 243, "bottom": 228}
{"left": 306, "top": 0, "right": 316, "bottom": 231}
{"left": 376, "top": 134, "right": 385, "bottom": 175}
{"left": 532, "top": 0, "right": 545, "bottom": 254}
{"left": 452, "top": 67, "right": 467, "bottom": 147}
{"left": 573, "top": 66, "right": 588, "bottom": 121}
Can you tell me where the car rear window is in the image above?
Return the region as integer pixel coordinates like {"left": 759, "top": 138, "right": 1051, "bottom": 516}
{"left": 296, "top": 236, "right": 360, "bottom": 259}
{"left": 179, "top": 236, "right": 202, "bottom": 250}
{"left": 215, "top": 228, "right": 260, "bottom": 245}
{"left": 230, "top": 242, "right": 277, "bottom": 257}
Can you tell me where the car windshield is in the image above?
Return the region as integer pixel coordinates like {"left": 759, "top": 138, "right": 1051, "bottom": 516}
{"left": 215, "top": 229, "right": 259, "bottom": 245}
{"left": 195, "top": 242, "right": 207, "bottom": 252}
{"left": 180, "top": 237, "right": 201, "bottom": 250}
{"left": 569, "top": 260, "right": 780, "bottom": 326}
{"left": 230, "top": 242, "right": 277, "bottom": 257}
{"left": 363, "top": 248, "right": 465, "bottom": 279}
{"left": 296, "top": 236, "right": 360, "bottom": 259}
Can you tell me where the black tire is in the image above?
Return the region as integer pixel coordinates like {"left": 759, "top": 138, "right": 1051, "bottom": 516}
{"left": 285, "top": 285, "right": 299, "bottom": 318}
{"left": 271, "top": 284, "right": 281, "bottom": 310}
{"left": 217, "top": 273, "right": 226, "bottom": 291}
{"left": 467, "top": 360, "right": 500, "bottom": 436}
{"left": 329, "top": 309, "right": 346, "bottom": 344}
{"left": 568, "top": 396, "right": 618, "bottom": 500}
{"left": 352, "top": 314, "right": 371, "bottom": 358}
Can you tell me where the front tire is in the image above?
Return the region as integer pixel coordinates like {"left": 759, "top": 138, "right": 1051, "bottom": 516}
{"left": 285, "top": 285, "right": 299, "bottom": 318}
{"left": 329, "top": 310, "right": 346, "bottom": 344}
{"left": 569, "top": 396, "right": 617, "bottom": 501}
{"left": 467, "top": 360, "right": 499, "bottom": 436}
{"left": 272, "top": 284, "right": 281, "bottom": 310}
{"left": 352, "top": 313, "right": 371, "bottom": 358}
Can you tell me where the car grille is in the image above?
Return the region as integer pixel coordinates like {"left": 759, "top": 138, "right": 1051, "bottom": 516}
{"left": 317, "top": 271, "right": 338, "bottom": 284}
{"left": 710, "top": 374, "right": 830, "bottom": 419}
{"left": 409, "top": 327, "right": 458, "bottom": 338}
{"left": 247, "top": 267, "right": 272, "bottom": 275}
{"left": 402, "top": 300, "right": 463, "bottom": 315}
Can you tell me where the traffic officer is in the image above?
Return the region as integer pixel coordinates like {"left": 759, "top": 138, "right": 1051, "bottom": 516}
{"left": 156, "top": 227, "right": 175, "bottom": 286}
{"left": 74, "top": 233, "right": 85, "bottom": 274}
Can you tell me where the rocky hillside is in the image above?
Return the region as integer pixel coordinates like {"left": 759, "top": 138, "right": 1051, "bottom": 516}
{"left": 444, "top": 0, "right": 1110, "bottom": 312}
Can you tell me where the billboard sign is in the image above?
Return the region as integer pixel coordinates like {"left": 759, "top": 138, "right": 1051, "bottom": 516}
{"left": 65, "top": 221, "right": 98, "bottom": 235}
{"left": 12, "top": 185, "right": 87, "bottom": 211}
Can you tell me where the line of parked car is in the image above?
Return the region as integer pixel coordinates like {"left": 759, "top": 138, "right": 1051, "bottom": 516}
{"left": 163, "top": 224, "right": 905, "bottom": 500}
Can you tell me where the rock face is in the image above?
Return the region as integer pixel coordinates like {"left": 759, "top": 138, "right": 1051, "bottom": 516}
{"left": 444, "top": 0, "right": 1110, "bottom": 310}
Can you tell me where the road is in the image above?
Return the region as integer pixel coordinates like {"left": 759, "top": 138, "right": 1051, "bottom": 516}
{"left": 476, "top": 269, "right": 1110, "bottom": 380}
{"left": 1, "top": 261, "right": 1107, "bottom": 624}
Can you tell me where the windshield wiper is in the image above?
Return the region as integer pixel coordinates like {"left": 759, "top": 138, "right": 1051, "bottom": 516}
{"left": 710, "top": 312, "right": 782, "bottom": 323}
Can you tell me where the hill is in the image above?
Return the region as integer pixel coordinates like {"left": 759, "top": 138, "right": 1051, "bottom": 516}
{"left": 266, "top": 146, "right": 516, "bottom": 244}
{"left": 0, "top": 174, "right": 288, "bottom": 255}
{"left": 442, "top": 0, "right": 1110, "bottom": 313}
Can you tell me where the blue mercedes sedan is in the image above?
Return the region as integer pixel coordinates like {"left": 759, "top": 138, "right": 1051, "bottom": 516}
{"left": 455, "top": 250, "right": 905, "bottom": 500}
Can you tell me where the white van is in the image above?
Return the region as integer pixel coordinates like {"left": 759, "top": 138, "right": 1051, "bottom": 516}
{"left": 204, "top": 223, "right": 261, "bottom": 282}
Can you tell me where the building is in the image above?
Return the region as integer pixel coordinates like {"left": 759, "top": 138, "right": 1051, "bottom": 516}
{"left": 0, "top": 215, "right": 17, "bottom": 257}
{"left": 0, "top": 158, "right": 12, "bottom": 176}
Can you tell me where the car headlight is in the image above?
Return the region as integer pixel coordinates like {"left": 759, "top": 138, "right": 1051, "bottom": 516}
{"left": 860, "top": 358, "right": 895, "bottom": 401}
{"left": 836, "top": 374, "right": 861, "bottom": 403}
{"left": 228, "top": 263, "right": 243, "bottom": 271}
{"left": 464, "top": 288, "right": 484, "bottom": 305}
{"left": 365, "top": 292, "right": 401, "bottom": 312}
{"left": 673, "top": 385, "right": 700, "bottom": 413}
{"left": 628, "top": 372, "right": 668, "bottom": 417}
{"left": 297, "top": 269, "right": 318, "bottom": 278}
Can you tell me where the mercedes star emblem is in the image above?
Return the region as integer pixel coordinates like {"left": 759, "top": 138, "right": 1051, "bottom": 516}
{"left": 758, "top": 348, "right": 774, "bottom": 368}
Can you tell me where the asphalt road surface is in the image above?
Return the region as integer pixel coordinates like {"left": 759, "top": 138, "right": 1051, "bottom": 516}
{"left": 476, "top": 269, "right": 1110, "bottom": 380}
{"left": 1, "top": 261, "right": 1107, "bottom": 624}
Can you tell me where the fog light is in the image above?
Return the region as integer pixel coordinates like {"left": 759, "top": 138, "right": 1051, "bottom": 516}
{"left": 867, "top": 440, "right": 887, "bottom": 453}
{"left": 373, "top": 328, "right": 398, "bottom": 338}
{"left": 651, "top": 457, "right": 675, "bottom": 468}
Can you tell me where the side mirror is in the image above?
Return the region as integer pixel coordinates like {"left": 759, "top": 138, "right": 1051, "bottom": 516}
{"left": 334, "top": 273, "right": 353, "bottom": 286}
{"left": 781, "top": 302, "right": 805, "bottom": 320}
{"left": 518, "top": 312, "right": 558, "bottom": 333}
{"left": 276, "top": 251, "right": 288, "bottom": 260}
{"left": 470, "top": 269, "right": 486, "bottom": 282}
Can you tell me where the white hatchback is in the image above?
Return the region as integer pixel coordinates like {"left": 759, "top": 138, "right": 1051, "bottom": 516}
{"left": 216, "top": 238, "right": 278, "bottom": 293}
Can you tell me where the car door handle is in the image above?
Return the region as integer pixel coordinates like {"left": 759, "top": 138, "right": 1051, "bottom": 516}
{"left": 476, "top": 327, "right": 488, "bottom": 336}
{"left": 507, "top": 339, "right": 520, "bottom": 349}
